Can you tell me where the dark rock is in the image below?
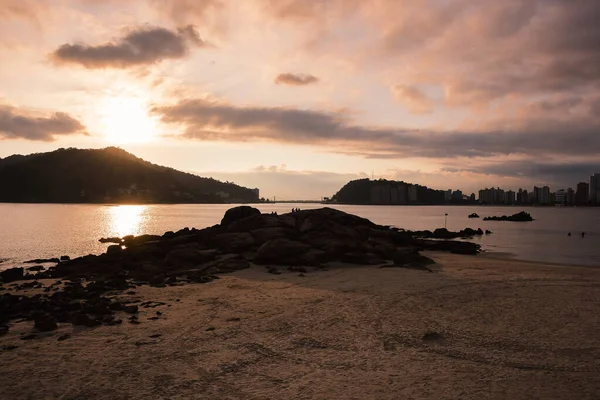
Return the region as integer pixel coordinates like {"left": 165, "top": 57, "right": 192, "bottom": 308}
{"left": 20, "top": 333, "right": 38, "bottom": 340}
{"left": 483, "top": 211, "right": 533, "bottom": 222}
{"left": 205, "top": 326, "right": 215, "bottom": 331}
{"left": 485, "top": 230, "right": 493, "bottom": 235}
{"left": 250, "top": 227, "right": 294, "bottom": 244}
{"left": 99, "top": 237, "right": 122, "bottom": 244}
{"left": 165, "top": 248, "right": 218, "bottom": 267}
{"left": 71, "top": 313, "right": 101, "bottom": 327}
{"left": 212, "top": 232, "right": 255, "bottom": 252}
{"left": 414, "top": 239, "right": 480, "bottom": 255}
{"left": 255, "top": 238, "right": 311, "bottom": 265}
{"left": 122, "top": 234, "right": 161, "bottom": 248}
{"left": 220, "top": 206, "right": 261, "bottom": 227}
{"left": 24, "top": 258, "right": 60, "bottom": 264}
{"left": 106, "top": 245, "right": 122, "bottom": 255}
{"left": 123, "top": 305, "right": 138, "bottom": 314}
{"left": 149, "top": 334, "right": 162, "bottom": 338}
{"left": 60, "top": 255, "right": 70, "bottom": 261}
{"left": 226, "top": 214, "right": 285, "bottom": 233}
{"left": 392, "top": 249, "right": 435, "bottom": 268}
{"left": 57, "top": 333, "right": 71, "bottom": 341}
{"left": 468, "top": 213, "right": 480, "bottom": 218}
{"left": 27, "top": 265, "right": 45, "bottom": 272}
{"left": 267, "top": 267, "right": 281, "bottom": 275}
{"left": 1, "top": 345, "right": 18, "bottom": 351}
{"left": 1, "top": 267, "right": 24, "bottom": 283}
{"left": 0, "top": 323, "right": 8, "bottom": 335}
{"left": 34, "top": 313, "right": 58, "bottom": 332}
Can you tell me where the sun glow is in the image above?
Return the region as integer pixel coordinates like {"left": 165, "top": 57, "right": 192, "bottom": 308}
{"left": 100, "top": 95, "right": 159, "bottom": 144}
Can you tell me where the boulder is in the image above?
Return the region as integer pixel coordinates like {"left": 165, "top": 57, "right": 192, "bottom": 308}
{"left": 27, "top": 265, "right": 45, "bottom": 272}
{"left": 123, "top": 305, "right": 138, "bottom": 314}
{"left": 226, "top": 214, "right": 285, "bottom": 232}
{"left": 34, "top": 313, "right": 58, "bottom": 332}
{"left": 250, "top": 227, "right": 294, "bottom": 244}
{"left": 106, "top": 245, "right": 122, "bottom": 255}
{"left": 254, "top": 239, "right": 312, "bottom": 265}
{"left": 468, "top": 213, "right": 480, "bottom": 218}
{"left": 122, "top": 234, "right": 161, "bottom": 248}
{"left": 0, "top": 267, "right": 24, "bottom": 283}
{"left": 220, "top": 206, "right": 261, "bottom": 227}
{"left": 0, "top": 323, "right": 8, "bottom": 335}
{"left": 165, "top": 248, "right": 218, "bottom": 267}
{"left": 60, "top": 255, "right": 70, "bottom": 261}
{"left": 211, "top": 233, "right": 255, "bottom": 252}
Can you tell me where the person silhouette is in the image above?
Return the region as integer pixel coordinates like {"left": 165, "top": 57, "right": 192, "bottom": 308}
{"left": 567, "top": 232, "right": 571, "bottom": 237}
{"left": 581, "top": 231, "right": 585, "bottom": 238}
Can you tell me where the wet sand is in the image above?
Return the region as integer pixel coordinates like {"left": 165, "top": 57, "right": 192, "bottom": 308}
{"left": 1, "top": 252, "right": 600, "bottom": 399}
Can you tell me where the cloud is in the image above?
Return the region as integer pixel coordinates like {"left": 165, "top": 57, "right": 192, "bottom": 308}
{"left": 152, "top": 97, "right": 600, "bottom": 159}
{"left": 51, "top": 25, "right": 204, "bottom": 69}
{"left": 441, "top": 161, "right": 600, "bottom": 189}
{"left": 0, "top": 105, "right": 86, "bottom": 141}
{"left": 391, "top": 85, "right": 433, "bottom": 114}
{"left": 275, "top": 73, "right": 319, "bottom": 86}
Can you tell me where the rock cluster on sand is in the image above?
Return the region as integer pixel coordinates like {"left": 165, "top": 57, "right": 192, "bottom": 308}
{"left": 468, "top": 213, "right": 480, "bottom": 218}
{"left": 409, "top": 227, "right": 485, "bottom": 239}
{"left": 0, "top": 206, "right": 480, "bottom": 333}
{"left": 483, "top": 211, "right": 534, "bottom": 222}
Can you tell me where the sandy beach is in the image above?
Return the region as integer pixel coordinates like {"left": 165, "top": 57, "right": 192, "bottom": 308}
{"left": 1, "top": 252, "right": 600, "bottom": 400}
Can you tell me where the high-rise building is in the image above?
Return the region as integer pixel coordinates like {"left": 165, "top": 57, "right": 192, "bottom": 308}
{"left": 533, "top": 186, "right": 551, "bottom": 204}
{"left": 506, "top": 190, "right": 515, "bottom": 204}
{"left": 566, "top": 188, "right": 574, "bottom": 205}
{"left": 444, "top": 190, "right": 452, "bottom": 202}
{"left": 576, "top": 182, "right": 589, "bottom": 205}
{"left": 590, "top": 173, "right": 600, "bottom": 204}
{"left": 555, "top": 189, "right": 567, "bottom": 205}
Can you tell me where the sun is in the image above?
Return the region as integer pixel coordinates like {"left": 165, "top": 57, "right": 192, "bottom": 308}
{"left": 100, "top": 95, "right": 159, "bottom": 144}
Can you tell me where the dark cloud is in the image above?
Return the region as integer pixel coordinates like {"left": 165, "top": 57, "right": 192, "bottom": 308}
{"left": 152, "top": 98, "right": 600, "bottom": 159}
{"left": 51, "top": 25, "right": 204, "bottom": 69}
{"left": 275, "top": 73, "right": 319, "bottom": 86}
{"left": 442, "top": 161, "right": 600, "bottom": 188}
{"left": 0, "top": 105, "right": 86, "bottom": 141}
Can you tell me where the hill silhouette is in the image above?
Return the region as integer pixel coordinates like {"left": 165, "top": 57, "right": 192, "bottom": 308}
{"left": 331, "top": 178, "right": 445, "bottom": 205}
{"left": 0, "top": 147, "right": 259, "bottom": 204}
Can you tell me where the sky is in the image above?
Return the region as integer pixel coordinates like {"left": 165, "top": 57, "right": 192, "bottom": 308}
{"left": 1, "top": 0, "right": 599, "bottom": 200}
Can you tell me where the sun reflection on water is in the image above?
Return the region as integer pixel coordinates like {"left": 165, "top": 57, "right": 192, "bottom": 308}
{"left": 108, "top": 205, "right": 146, "bottom": 237}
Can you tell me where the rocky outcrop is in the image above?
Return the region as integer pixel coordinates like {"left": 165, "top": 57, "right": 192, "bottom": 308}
{"left": 0, "top": 267, "right": 24, "bottom": 283}
{"left": 1, "top": 205, "right": 481, "bottom": 333}
{"left": 483, "top": 211, "right": 533, "bottom": 222}
{"left": 468, "top": 213, "right": 480, "bottom": 218}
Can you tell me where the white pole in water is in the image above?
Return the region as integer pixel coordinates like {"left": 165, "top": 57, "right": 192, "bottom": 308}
{"left": 444, "top": 213, "right": 448, "bottom": 229}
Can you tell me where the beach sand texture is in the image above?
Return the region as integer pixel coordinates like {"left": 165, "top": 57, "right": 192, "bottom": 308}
{"left": 1, "top": 252, "right": 599, "bottom": 399}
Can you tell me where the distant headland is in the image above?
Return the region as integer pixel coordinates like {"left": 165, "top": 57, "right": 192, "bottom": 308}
{"left": 0, "top": 147, "right": 261, "bottom": 204}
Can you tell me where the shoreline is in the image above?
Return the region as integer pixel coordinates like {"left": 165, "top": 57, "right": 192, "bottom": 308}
{"left": 2, "top": 253, "right": 599, "bottom": 399}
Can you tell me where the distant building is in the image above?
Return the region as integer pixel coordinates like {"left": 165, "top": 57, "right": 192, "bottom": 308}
{"left": 444, "top": 190, "right": 452, "bottom": 202}
{"left": 555, "top": 189, "right": 567, "bottom": 205}
{"left": 469, "top": 193, "right": 476, "bottom": 202}
{"left": 590, "top": 173, "right": 600, "bottom": 204}
{"left": 506, "top": 190, "right": 515, "bottom": 204}
{"left": 566, "top": 188, "right": 574, "bottom": 205}
{"left": 451, "top": 190, "right": 463, "bottom": 202}
{"left": 533, "top": 186, "right": 550, "bottom": 204}
{"left": 408, "top": 185, "right": 418, "bottom": 203}
{"left": 575, "top": 182, "right": 589, "bottom": 205}
{"left": 251, "top": 188, "right": 260, "bottom": 200}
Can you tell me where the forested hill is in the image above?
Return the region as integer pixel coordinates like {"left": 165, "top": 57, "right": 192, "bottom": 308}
{"left": 0, "top": 147, "right": 259, "bottom": 204}
{"left": 331, "top": 178, "right": 445, "bottom": 205}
